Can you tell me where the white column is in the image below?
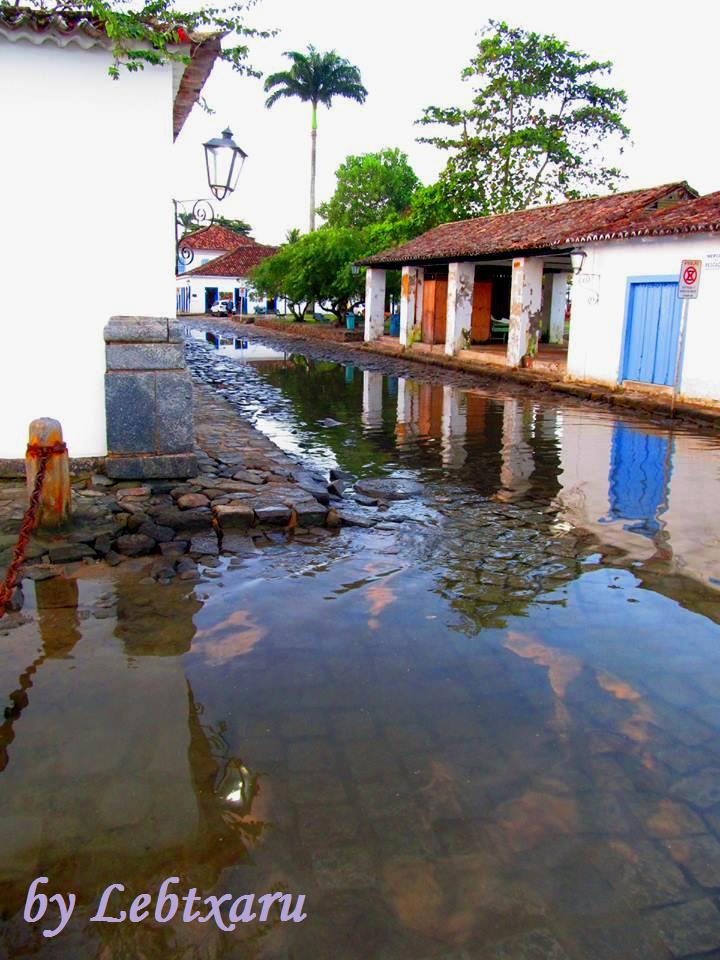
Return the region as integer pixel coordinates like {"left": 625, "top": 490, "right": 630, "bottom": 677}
{"left": 444, "top": 261, "right": 475, "bottom": 356}
{"left": 362, "top": 370, "right": 383, "bottom": 427}
{"left": 507, "top": 257, "right": 544, "bottom": 366}
{"left": 549, "top": 273, "right": 570, "bottom": 344}
{"left": 364, "top": 268, "right": 386, "bottom": 342}
{"left": 441, "top": 385, "right": 467, "bottom": 468}
{"left": 399, "top": 266, "right": 423, "bottom": 346}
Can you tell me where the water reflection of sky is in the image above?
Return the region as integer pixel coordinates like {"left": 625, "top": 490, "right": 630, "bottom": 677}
{"left": 2, "top": 330, "right": 720, "bottom": 958}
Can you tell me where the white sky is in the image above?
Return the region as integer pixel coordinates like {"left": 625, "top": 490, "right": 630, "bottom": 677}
{"left": 172, "top": 0, "right": 720, "bottom": 245}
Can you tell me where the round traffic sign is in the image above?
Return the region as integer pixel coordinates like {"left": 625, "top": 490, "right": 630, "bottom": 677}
{"left": 683, "top": 265, "right": 698, "bottom": 285}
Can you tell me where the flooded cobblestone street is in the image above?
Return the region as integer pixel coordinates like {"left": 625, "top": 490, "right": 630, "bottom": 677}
{"left": 2, "top": 324, "right": 720, "bottom": 959}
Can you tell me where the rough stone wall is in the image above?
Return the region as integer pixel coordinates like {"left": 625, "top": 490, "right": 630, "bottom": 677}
{"left": 104, "top": 317, "right": 197, "bottom": 479}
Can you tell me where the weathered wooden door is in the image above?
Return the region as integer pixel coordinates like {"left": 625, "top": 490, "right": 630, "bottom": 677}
{"left": 622, "top": 280, "right": 682, "bottom": 385}
{"left": 471, "top": 281, "right": 492, "bottom": 342}
{"left": 422, "top": 279, "right": 436, "bottom": 344}
{"left": 434, "top": 279, "right": 448, "bottom": 344}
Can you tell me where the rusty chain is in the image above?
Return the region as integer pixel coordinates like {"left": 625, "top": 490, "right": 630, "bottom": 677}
{"left": 0, "top": 442, "right": 66, "bottom": 619}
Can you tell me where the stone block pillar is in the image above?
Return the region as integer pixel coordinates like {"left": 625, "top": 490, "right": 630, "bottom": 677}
{"left": 399, "top": 266, "right": 423, "bottom": 346}
{"left": 104, "top": 316, "right": 197, "bottom": 479}
{"left": 364, "top": 268, "right": 386, "bottom": 342}
{"left": 507, "top": 257, "right": 544, "bottom": 367}
{"left": 445, "top": 261, "right": 475, "bottom": 356}
{"left": 549, "top": 273, "right": 570, "bottom": 344}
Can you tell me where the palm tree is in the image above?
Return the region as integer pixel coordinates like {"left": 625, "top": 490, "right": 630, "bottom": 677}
{"left": 265, "top": 46, "right": 367, "bottom": 232}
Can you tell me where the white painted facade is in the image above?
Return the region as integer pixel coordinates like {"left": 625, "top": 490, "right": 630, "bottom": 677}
{"left": 567, "top": 234, "right": 720, "bottom": 403}
{"left": 177, "top": 273, "right": 274, "bottom": 315}
{"left": 0, "top": 37, "right": 176, "bottom": 458}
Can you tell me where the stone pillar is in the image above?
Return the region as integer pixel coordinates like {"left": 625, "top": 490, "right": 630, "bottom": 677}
{"left": 104, "top": 316, "right": 197, "bottom": 479}
{"left": 362, "top": 370, "right": 384, "bottom": 428}
{"left": 399, "top": 266, "right": 423, "bottom": 346}
{"left": 444, "top": 262, "right": 475, "bottom": 356}
{"left": 364, "top": 268, "right": 386, "bottom": 342}
{"left": 507, "top": 257, "right": 545, "bottom": 367}
{"left": 549, "top": 273, "right": 570, "bottom": 344}
{"left": 441, "top": 385, "right": 467, "bottom": 468}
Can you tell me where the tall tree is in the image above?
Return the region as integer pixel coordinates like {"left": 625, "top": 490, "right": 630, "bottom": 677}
{"left": 317, "top": 149, "right": 420, "bottom": 228}
{"left": 264, "top": 46, "right": 367, "bottom": 232}
{"left": 417, "top": 20, "right": 630, "bottom": 217}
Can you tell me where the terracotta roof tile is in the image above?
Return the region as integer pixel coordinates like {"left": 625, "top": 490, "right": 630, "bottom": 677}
{"left": 180, "top": 240, "right": 278, "bottom": 278}
{"left": 567, "top": 190, "right": 720, "bottom": 242}
{"left": 360, "top": 183, "right": 698, "bottom": 267}
{"left": 182, "top": 225, "right": 255, "bottom": 252}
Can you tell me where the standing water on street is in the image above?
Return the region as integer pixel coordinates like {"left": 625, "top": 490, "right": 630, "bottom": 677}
{"left": 1, "top": 326, "right": 720, "bottom": 959}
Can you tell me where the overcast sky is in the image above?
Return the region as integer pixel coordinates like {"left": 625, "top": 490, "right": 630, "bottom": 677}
{"left": 172, "top": 0, "right": 720, "bottom": 245}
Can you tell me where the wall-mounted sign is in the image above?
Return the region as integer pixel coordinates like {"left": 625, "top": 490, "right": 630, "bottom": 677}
{"left": 704, "top": 253, "right": 720, "bottom": 271}
{"left": 678, "top": 259, "right": 702, "bottom": 299}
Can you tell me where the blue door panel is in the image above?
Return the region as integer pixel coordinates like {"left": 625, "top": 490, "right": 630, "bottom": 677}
{"left": 622, "top": 281, "right": 681, "bottom": 386}
{"left": 608, "top": 423, "right": 672, "bottom": 537}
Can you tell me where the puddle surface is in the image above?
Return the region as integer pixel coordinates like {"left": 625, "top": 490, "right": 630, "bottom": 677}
{"left": 2, "top": 329, "right": 720, "bottom": 958}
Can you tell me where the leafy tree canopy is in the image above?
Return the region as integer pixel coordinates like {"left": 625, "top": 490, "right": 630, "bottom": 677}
{"left": 317, "top": 149, "right": 420, "bottom": 228}
{"left": 18, "top": 0, "right": 274, "bottom": 79}
{"left": 250, "top": 227, "right": 367, "bottom": 322}
{"left": 417, "top": 20, "right": 630, "bottom": 217}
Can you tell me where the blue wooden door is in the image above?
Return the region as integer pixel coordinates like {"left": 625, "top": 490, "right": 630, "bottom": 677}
{"left": 622, "top": 280, "right": 682, "bottom": 385}
{"left": 608, "top": 423, "right": 672, "bottom": 537}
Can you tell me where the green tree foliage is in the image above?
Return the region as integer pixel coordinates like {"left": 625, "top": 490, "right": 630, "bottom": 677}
{"left": 264, "top": 47, "right": 368, "bottom": 231}
{"left": 317, "top": 149, "right": 420, "bottom": 228}
{"left": 21, "top": 0, "right": 274, "bottom": 80}
{"left": 250, "top": 227, "right": 367, "bottom": 323}
{"left": 417, "top": 20, "right": 630, "bottom": 217}
{"left": 178, "top": 212, "right": 252, "bottom": 236}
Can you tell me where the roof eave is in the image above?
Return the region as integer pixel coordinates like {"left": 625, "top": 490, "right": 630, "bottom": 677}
{"left": 173, "top": 33, "right": 224, "bottom": 140}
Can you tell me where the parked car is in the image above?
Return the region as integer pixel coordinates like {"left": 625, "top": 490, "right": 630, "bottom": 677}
{"left": 210, "top": 299, "right": 234, "bottom": 316}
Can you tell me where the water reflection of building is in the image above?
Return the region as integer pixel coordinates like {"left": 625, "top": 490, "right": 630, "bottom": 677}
{"left": 557, "top": 414, "right": 720, "bottom": 587}
{"left": 0, "top": 574, "right": 270, "bottom": 955}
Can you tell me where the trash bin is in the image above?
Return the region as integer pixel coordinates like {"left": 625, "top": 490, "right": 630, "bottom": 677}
{"left": 346, "top": 314, "right": 356, "bottom": 331}
{"left": 389, "top": 314, "right": 400, "bottom": 337}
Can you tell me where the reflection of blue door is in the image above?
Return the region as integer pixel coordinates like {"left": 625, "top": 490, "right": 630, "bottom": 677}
{"left": 622, "top": 278, "right": 682, "bottom": 385}
{"left": 608, "top": 423, "right": 672, "bottom": 536}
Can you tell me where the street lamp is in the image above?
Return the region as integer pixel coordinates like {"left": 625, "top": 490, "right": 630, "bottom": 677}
{"left": 570, "top": 247, "right": 587, "bottom": 275}
{"left": 203, "top": 128, "right": 247, "bottom": 202}
{"left": 175, "top": 129, "right": 248, "bottom": 272}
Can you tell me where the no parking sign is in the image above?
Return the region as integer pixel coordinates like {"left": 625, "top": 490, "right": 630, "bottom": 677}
{"left": 678, "top": 259, "right": 702, "bottom": 298}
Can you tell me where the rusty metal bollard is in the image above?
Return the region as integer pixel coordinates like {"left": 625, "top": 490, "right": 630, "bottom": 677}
{"left": 26, "top": 418, "right": 71, "bottom": 529}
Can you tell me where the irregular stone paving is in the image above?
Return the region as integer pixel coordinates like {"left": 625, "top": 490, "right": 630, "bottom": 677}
{"left": 0, "top": 381, "right": 389, "bottom": 607}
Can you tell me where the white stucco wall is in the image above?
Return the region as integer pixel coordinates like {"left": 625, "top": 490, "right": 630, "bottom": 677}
{"left": 177, "top": 274, "right": 277, "bottom": 315}
{"left": 567, "top": 234, "right": 720, "bottom": 402}
{"left": 0, "top": 39, "right": 175, "bottom": 458}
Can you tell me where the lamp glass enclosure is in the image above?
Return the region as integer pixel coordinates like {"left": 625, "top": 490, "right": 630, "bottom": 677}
{"left": 203, "top": 128, "right": 247, "bottom": 202}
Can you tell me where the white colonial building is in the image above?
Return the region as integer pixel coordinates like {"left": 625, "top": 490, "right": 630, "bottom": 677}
{"left": 360, "top": 183, "right": 720, "bottom": 407}
{"left": 176, "top": 227, "right": 280, "bottom": 315}
{"left": 0, "top": 9, "right": 220, "bottom": 461}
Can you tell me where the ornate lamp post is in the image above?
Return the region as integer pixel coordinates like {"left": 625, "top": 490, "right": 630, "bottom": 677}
{"left": 174, "top": 128, "right": 247, "bottom": 271}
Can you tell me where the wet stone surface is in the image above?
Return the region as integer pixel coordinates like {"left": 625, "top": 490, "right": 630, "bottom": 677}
{"left": 2, "top": 323, "right": 720, "bottom": 959}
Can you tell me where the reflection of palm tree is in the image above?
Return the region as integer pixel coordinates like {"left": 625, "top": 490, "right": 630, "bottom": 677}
{"left": 264, "top": 46, "right": 367, "bottom": 232}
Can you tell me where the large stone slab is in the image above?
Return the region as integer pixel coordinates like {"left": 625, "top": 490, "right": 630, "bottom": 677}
{"left": 355, "top": 477, "right": 423, "bottom": 500}
{"left": 104, "top": 317, "right": 172, "bottom": 343}
{"left": 105, "top": 372, "right": 155, "bottom": 454}
{"left": 105, "top": 454, "right": 198, "bottom": 480}
{"left": 106, "top": 342, "right": 185, "bottom": 371}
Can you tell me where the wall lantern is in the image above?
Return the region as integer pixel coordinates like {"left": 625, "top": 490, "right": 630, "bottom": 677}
{"left": 351, "top": 263, "right": 360, "bottom": 276}
{"left": 570, "top": 248, "right": 587, "bottom": 275}
{"left": 203, "top": 128, "right": 248, "bottom": 202}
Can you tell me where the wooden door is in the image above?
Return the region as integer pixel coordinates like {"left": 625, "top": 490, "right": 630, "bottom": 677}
{"left": 434, "top": 279, "right": 448, "bottom": 344}
{"left": 471, "top": 281, "right": 492, "bottom": 342}
{"left": 422, "top": 279, "right": 436, "bottom": 344}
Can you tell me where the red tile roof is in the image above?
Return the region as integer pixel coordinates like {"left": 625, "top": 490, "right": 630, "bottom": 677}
{"left": 567, "top": 190, "right": 720, "bottom": 243}
{"left": 0, "top": 6, "right": 221, "bottom": 140}
{"left": 182, "top": 225, "right": 255, "bottom": 252}
{"left": 180, "top": 240, "right": 279, "bottom": 278}
{"left": 360, "top": 183, "right": 698, "bottom": 267}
